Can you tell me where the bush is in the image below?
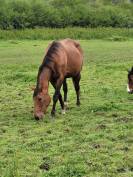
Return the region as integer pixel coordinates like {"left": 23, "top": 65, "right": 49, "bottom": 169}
{"left": 0, "top": 1, "right": 12, "bottom": 29}
{"left": 9, "top": 1, "right": 31, "bottom": 29}
{"left": 0, "top": 0, "right": 133, "bottom": 29}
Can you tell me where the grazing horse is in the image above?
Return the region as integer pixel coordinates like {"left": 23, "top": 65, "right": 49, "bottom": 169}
{"left": 127, "top": 67, "right": 133, "bottom": 94}
{"left": 33, "top": 39, "right": 83, "bottom": 120}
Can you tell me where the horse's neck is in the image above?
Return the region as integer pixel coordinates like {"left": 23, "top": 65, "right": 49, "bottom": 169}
{"left": 39, "top": 67, "right": 51, "bottom": 94}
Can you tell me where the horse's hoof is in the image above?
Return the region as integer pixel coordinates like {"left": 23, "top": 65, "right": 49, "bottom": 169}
{"left": 76, "top": 102, "right": 80, "bottom": 106}
{"left": 64, "top": 102, "right": 68, "bottom": 106}
{"left": 51, "top": 111, "right": 55, "bottom": 117}
{"left": 61, "top": 109, "right": 66, "bottom": 115}
{"left": 64, "top": 102, "right": 68, "bottom": 110}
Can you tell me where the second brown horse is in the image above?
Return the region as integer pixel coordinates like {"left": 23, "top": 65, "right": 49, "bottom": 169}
{"left": 33, "top": 39, "right": 83, "bottom": 120}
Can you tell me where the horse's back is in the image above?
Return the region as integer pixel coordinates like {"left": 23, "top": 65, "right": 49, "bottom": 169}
{"left": 59, "top": 39, "right": 83, "bottom": 77}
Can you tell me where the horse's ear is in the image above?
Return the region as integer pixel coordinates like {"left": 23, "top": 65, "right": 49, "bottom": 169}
{"left": 30, "top": 86, "right": 35, "bottom": 91}
{"left": 127, "top": 69, "right": 130, "bottom": 73}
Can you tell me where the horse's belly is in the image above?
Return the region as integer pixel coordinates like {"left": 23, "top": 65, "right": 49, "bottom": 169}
{"left": 66, "top": 61, "right": 82, "bottom": 77}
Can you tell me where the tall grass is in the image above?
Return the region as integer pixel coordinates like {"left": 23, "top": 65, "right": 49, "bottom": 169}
{"left": 0, "top": 28, "right": 133, "bottom": 40}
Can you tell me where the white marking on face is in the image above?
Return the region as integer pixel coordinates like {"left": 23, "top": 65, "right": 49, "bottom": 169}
{"left": 127, "top": 84, "right": 131, "bottom": 93}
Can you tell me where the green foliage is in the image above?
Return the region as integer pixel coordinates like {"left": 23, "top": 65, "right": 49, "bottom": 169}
{"left": 0, "top": 40, "right": 133, "bottom": 176}
{"left": 0, "top": 0, "right": 133, "bottom": 29}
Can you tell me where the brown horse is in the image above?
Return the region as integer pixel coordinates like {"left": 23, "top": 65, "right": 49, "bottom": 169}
{"left": 127, "top": 67, "right": 133, "bottom": 94}
{"left": 33, "top": 39, "right": 83, "bottom": 120}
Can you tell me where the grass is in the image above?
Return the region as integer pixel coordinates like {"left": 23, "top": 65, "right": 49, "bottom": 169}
{"left": 0, "top": 28, "right": 133, "bottom": 40}
{"left": 0, "top": 39, "right": 133, "bottom": 177}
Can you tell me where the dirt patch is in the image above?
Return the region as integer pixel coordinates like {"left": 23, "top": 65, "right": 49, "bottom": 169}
{"left": 112, "top": 113, "right": 118, "bottom": 117}
{"left": 46, "top": 130, "right": 52, "bottom": 134}
{"left": 120, "top": 146, "right": 129, "bottom": 152}
{"left": 96, "top": 124, "right": 106, "bottom": 130}
{"left": 39, "top": 163, "right": 50, "bottom": 171}
{"left": 92, "top": 144, "right": 101, "bottom": 149}
{"left": 117, "top": 167, "right": 126, "bottom": 173}
{"left": 115, "top": 116, "right": 132, "bottom": 123}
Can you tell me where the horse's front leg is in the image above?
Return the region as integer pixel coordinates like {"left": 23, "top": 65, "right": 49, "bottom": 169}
{"left": 63, "top": 78, "right": 68, "bottom": 109}
{"left": 51, "top": 77, "right": 64, "bottom": 116}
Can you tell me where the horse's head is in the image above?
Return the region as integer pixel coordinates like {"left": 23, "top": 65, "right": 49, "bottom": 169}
{"left": 127, "top": 67, "right": 133, "bottom": 94}
{"left": 33, "top": 88, "right": 51, "bottom": 120}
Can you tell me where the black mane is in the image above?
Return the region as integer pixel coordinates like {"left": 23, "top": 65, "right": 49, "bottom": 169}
{"left": 40, "top": 41, "right": 60, "bottom": 72}
{"left": 33, "top": 41, "right": 60, "bottom": 97}
{"left": 129, "top": 67, "right": 133, "bottom": 74}
{"left": 128, "top": 66, "right": 133, "bottom": 80}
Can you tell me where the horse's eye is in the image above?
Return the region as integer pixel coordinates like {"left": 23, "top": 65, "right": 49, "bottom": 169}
{"left": 131, "top": 75, "right": 133, "bottom": 81}
{"left": 38, "top": 97, "right": 42, "bottom": 101}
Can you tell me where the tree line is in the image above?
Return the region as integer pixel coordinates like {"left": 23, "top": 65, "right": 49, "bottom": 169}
{"left": 0, "top": 0, "right": 133, "bottom": 29}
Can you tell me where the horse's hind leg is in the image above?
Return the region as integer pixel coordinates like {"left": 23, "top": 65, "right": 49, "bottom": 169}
{"left": 72, "top": 73, "right": 81, "bottom": 106}
{"left": 63, "top": 78, "right": 68, "bottom": 109}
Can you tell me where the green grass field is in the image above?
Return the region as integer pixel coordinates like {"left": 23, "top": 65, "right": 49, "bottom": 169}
{"left": 0, "top": 39, "right": 133, "bottom": 177}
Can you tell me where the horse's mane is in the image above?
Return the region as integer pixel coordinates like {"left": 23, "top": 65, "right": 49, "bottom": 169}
{"left": 41, "top": 41, "right": 60, "bottom": 71}
{"left": 33, "top": 41, "right": 60, "bottom": 97}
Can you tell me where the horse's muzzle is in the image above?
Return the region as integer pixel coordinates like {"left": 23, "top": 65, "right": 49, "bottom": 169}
{"left": 128, "top": 90, "right": 133, "bottom": 94}
{"left": 127, "top": 85, "right": 133, "bottom": 94}
{"left": 34, "top": 112, "right": 44, "bottom": 120}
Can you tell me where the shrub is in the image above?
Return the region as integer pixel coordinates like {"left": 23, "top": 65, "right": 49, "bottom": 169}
{"left": 0, "top": 0, "right": 133, "bottom": 29}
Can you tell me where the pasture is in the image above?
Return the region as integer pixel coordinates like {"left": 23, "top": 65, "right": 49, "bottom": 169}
{"left": 0, "top": 39, "right": 133, "bottom": 177}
